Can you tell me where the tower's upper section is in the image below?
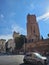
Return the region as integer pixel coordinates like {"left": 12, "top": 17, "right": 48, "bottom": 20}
{"left": 13, "top": 31, "right": 19, "bottom": 39}
{"left": 27, "top": 14, "right": 36, "bottom": 24}
{"left": 27, "top": 14, "right": 40, "bottom": 42}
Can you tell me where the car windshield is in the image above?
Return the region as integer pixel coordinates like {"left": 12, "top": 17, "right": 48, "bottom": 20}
{"left": 33, "top": 53, "right": 43, "bottom": 58}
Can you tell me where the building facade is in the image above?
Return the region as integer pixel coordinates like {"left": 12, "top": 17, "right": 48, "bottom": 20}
{"left": 23, "top": 14, "right": 49, "bottom": 55}
{"left": 7, "top": 39, "right": 15, "bottom": 53}
{"left": 0, "top": 39, "right": 6, "bottom": 53}
{"left": 13, "top": 31, "right": 20, "bottom": 40}
{"left": 6, "top": 31, "right": 20, "bottom": 53}
{"left": 27, "top": 14, "right": 40, "bottom": 42}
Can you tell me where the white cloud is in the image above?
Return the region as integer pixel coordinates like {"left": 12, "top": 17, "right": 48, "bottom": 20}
{"left": 0, "top": 14, "right": 4, "bottom": 19}
{"left": 12, "top": 24, "right": 26, "bottom": 35}
{"left": 0, "top": 34, "right": 13, "bottom": 41}
{"left": 37, "top": 12, "right": 49, "bottom": 21}
{"left": 0, "top": 23, "right": 26, "bottom": 41}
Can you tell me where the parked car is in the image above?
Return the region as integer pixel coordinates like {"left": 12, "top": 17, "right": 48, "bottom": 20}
{"left": 23, "top": 52, "right": 48, "bottom": 65}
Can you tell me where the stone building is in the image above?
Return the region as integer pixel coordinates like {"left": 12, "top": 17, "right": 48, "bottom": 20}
{"left": 0, "top": 39, "right": 6, "bottom": 53}
{"left": 27, "top": 14, "right": 40, "bottom": 42}
{"left": 23, "top": 38, "right": 49, "bottom": 53}
{"left": 13, "top": 31, "right": 19, "bottom": 40}
{"left": 7, "top": 39, "right": 15, "bottom": 52}
{"left": 6, "top": 31, "right": 20, "bottom": 53}
{"left": 23, "top": 14, "right": 49, "bottom": 55}
{"left": 0, "top": 31, "right": 20, "bottom": 53}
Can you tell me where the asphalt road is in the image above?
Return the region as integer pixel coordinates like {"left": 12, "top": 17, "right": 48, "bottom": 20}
{"left": 0, "top": 55, "right": 49, "bottom": 65}
{"left": 0, "top": 55, "right": 24, "bottom": 65}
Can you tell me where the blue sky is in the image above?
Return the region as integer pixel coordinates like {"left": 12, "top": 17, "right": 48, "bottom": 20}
{"left": 0, "top": 0, "right": 49, "bottom": 40}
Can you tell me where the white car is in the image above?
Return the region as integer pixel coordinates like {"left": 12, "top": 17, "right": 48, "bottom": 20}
{"left": 23, "top": 52, "right": 48, "bottom": 65}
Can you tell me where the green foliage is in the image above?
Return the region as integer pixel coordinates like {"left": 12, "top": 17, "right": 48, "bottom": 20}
{"left": 48, "top": 34, "right": 49, "bottom": 37}
{"left": 14, "top": 35, "right": 27, "bottom": 50}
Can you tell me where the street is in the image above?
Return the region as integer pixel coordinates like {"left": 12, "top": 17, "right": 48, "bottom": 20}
{"left": 0, "top": 55, "right": 24, "bottom": 65}
{"left": 0, "top": 55, "right": 49, "bottom": 65}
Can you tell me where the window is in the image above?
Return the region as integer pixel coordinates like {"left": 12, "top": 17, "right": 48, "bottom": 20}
{"left": 33, "top": 26, "right": 35, "bottom": 34}
{"left": 34, "top": 53, "right": 42, "bottom": 58}
{"left": 32, "top": 39, "right": 33, "bottom": 42}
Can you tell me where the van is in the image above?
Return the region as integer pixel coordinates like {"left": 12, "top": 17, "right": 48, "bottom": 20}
{"left": 23, "top": 52, "right": 48, "bottom": 65}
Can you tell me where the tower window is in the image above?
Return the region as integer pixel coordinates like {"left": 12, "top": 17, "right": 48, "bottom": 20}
{"left": 32, "top": 39, "right": 33, "bottom": 42}
{"left": 33, "top": 26, "right": 35, "bottom": 33}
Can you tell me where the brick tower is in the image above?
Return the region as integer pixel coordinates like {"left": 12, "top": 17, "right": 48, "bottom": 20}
{"left": 27, "top": 14, "right": 40, "bottom": 42}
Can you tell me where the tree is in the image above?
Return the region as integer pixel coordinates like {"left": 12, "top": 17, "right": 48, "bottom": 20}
{"left": 20, "top": 35, "right": 27, "bottom": 43}
{"left": 40, "top": 35, "right": 44, "bottom": 40}
{"left": 48, "top": 34, "right": 49, "bottom": 38}
{"left": 14, "top": 35, "right": 27, "bottom": 50}
{"left": 15, "top": 37, "right": 20, "bottom": 49}
{"left": 41, "top": 36, "right": 44, "bottom": 40}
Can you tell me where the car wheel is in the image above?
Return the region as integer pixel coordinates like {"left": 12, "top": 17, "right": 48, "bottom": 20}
{"left": 37, "top": 61, "right": 43, "bottom": 65}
